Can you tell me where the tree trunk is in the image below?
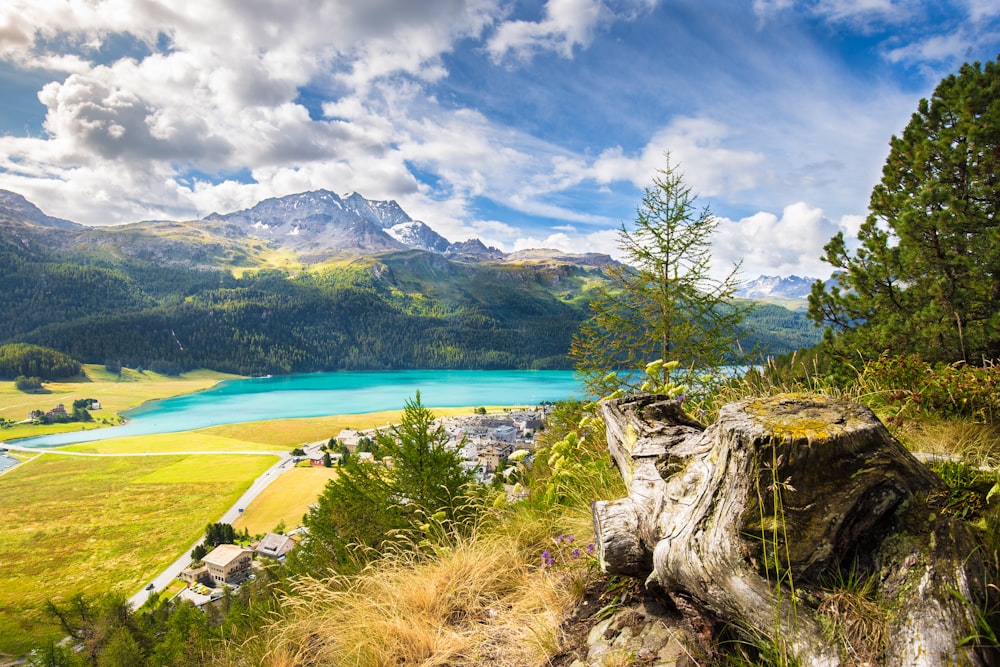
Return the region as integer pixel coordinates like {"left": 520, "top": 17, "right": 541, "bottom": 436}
{"left": 592, "top": 393, "right": 994, "bottom": 667}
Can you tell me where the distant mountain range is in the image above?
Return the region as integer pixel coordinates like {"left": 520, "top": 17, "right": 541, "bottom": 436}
{"left": 0, "top": 188, "right": 823, "bottom": 374}
{"left": 0, "top": 188, "right": 619, "bottom": 269}
{"left": 735, "top": 274, "right": 816, "bottom": 301}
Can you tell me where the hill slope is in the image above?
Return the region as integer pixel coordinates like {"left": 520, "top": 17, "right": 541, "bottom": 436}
{"left": 0, "top": 190, "right": 821, "bottom": 374}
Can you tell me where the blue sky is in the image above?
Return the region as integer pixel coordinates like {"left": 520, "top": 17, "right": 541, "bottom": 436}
{"left": 0, "top": 0, "right": 998, "bottom": 279}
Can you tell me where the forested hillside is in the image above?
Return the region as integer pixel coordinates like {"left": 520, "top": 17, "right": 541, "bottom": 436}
{"left": 0, "top": 192, "right": 821, "bottom": 375}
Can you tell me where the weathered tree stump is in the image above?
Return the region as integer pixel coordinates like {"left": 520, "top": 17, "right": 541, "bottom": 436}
{"left": 592, "top": 393, "right": 993, "bottom": 667}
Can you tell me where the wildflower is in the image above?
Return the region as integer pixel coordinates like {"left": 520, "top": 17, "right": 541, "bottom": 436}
{"left": 555, "top": 534, "right": 564, "bottom": 543}
{"left": 587, "top": 543, "right": 595, "bottom": 555}
{"left": 566, "top": 535, "right": 574, "bottom": 543}
{"left": 541, "top": 549, "right": 551, "bottom": 560}
{"left": 572, "top": 549, "right": 582, "bottom": 558}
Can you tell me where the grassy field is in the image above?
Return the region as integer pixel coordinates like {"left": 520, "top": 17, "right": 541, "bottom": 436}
{"left": 233, "top": 466, "right": 339, "bottom": 535}
{"left": 60, "top": 431, "right": 285, "bottom": 455}
{"left": 0, "top": 365, "right": 239, "bottom": 440}
{"left": 0, "top": 452, "right": 275, "bottom": 656}
{"left": 202, "top": 406, "right": 509, "bottom": 448}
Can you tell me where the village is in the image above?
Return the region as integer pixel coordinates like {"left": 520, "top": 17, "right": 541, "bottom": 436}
{"left": 171, "top": 406, "right": 550, "bottom": 608}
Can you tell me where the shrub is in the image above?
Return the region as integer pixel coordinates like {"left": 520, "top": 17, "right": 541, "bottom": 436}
{"left": 858, "top": 353, "right": 1000, "bottom": 423}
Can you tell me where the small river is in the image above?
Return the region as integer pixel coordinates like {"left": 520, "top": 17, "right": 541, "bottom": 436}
{"left": 13, "top": 369, "right": 584, "bottom": 448}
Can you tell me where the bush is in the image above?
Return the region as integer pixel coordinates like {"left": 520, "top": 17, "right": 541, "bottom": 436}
{"left": 14, "top": 375, "right": 43, "bottom": 392}
{"left": 858, "top": 353, "right": 1000, "bottom": 423}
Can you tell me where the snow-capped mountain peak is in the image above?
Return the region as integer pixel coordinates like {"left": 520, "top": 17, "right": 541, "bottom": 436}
{"left": 736, "top": 275, "right": 816, "bottom": 300}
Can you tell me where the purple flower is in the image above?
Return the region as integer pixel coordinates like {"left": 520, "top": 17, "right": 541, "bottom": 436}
{"left": 555, "top": 534, "right": 564, "bottom": 543}
{"left": 546, "top": 557, "right": 555, "bottom": 566}
{"left": 541, "top": 549, "right": 551, "bottom": 560}
{"left": 587, "top": 543, "right": 595, "bottom": 555}
{"left": 566, "top": 535, "right": 574, "bottom": 544}
{"left": 572, "top": 549, "right": 582, "bottom": 558}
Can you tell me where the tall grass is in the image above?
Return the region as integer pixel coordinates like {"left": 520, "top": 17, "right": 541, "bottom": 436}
{"left": 216, "top": 400, "right": 624, "bottom": 666}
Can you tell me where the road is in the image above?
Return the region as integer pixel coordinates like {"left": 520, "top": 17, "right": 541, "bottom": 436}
{"left": 2, "top": 440, "right": 322, "bottom": 610}
{"left": 123, "top": 441, "right": 326, "bottom": 609}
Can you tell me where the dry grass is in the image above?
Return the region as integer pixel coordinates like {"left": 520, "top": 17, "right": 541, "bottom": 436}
{"left": 894, "top": 420, "right": 1000, "bottom": 465}
{"left": 232, "top": 466, "right": 339, "bottom": 535}
{"left": 202, "top": 406, "right": 509, "bottom": 448}
{"left": 230, "top": 504, "right": 599, "bottom": 667}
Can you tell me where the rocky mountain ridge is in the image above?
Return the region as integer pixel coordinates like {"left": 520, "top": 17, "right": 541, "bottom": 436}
{"left": 0, "top": 188, "right": 613, "bottom": 268}
{"left": 735, "top": 274, "right": 816, "bottom": 300}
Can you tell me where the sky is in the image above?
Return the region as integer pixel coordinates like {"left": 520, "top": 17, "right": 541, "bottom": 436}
{"left": 0, "top": 1, "right": 998, "bottom": 281}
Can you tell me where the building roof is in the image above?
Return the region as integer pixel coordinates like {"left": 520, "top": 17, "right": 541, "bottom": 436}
{"left": 255, "top": 532, "right": 295, "bottom": 557}
{"left": 203, "top": 543, "right": 251, "bottom": 567}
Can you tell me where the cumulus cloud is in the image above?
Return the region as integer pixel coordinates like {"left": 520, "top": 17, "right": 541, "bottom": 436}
{"left": 588, "top": 117, "right": 765, "bottom": 197}
{"left": 0, "top": 0, "right": 509, "bottom": 224}
{"left": 711, "top": 202, "right": 853, "bottom": 281}
{"left": 511, "top": 228, "right": 620, "bottom": 258}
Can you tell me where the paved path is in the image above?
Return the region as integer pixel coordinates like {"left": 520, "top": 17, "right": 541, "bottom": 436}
{"left": 2, "top": 440, "right": 325, "bottom": 610}
{"left": 124, "top": 440, "right": 327, "bottom": 609}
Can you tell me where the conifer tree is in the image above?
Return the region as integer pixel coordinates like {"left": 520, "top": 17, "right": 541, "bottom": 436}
{"left": 809, "top": 57, "right": 1000, "bottom": 364}
{"left": 570, "top": 157, "right": 746, "bottom": 396}
{"left": 295, "top": 392, "right": 472, "bottom": 574}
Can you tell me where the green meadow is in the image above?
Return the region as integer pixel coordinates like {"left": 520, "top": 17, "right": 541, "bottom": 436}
{"left": 0, "top": 365, "right": 239, "bottom": 441}
{"left": 0, "top": 452, "right": 276, "bottom": 655}
{"left": 0, "top": 365, "right": 513, "bottom": 656}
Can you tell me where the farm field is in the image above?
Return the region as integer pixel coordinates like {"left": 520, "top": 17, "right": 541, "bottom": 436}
{"left": 233, "top": 465, "right": 339, "bottom": 535}
{"left": 0, "top": 451, "right": 276, "bottom": 656}
{"left": 60, "top": 431, "right": 285, "bottom": 455}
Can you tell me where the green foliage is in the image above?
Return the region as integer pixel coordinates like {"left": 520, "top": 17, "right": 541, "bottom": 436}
{"left": 294, "top": 393, "right": 474, "bottom": 575}
{"left": 4, "top": 252, "right": 594, "bottom": 374}
{"left": 191, "top": 543, "right": 208, "bottom": 562}
{"left": 570, "top": 157, "right": 748, "bottom": 398}
{"left": 204, "top": 522, "right": 236, "bottom": 547}
{"left": 857, "top": 353, "right": 1000, "bottom": 423}
{"left": 14, "top": 375, "right": 43, "bottom": 392}
{"left": 0, "top": 343, "right": 80, "bottom": 380}
{"left": 810, "top": 57, "right": 1000, "bottom": 365}
{"left": 529, "top": 399, "right": 623, "bottom": 509}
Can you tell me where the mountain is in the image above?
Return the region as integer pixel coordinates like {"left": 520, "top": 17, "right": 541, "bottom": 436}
{"left": 0, "top": 189, "right": 822, "bottom": 374}
{"left": 0, "top": 190, "right": 79, "bottom": 230}
{"left": 736, "top": 275, "right": 816, "bottom": 300}
{"left": 209, "top": 190, "right": 410, "bottom": 257}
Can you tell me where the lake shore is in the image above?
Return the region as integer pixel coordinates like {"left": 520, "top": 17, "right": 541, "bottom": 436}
{"left": 7, "top": 368, "right": 581, "bottom": 448}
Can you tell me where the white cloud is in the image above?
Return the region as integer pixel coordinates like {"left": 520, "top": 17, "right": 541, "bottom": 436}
{"left": 712, "top": 202, "right": 855, "bottom": 281}
{"left": 0, "top": 0, "right": 506, "bottom": 224}
{"left": 487, "top": 0, "right": 608, "bottom": 61}
{"left": 486, "top": 0, "right": 657, "bottom": 62}
{"left": 589, "top": 117, "right": 765, "bottom": 197}
{"left": 511, "top": 228, "right": 620, "bottom": 257}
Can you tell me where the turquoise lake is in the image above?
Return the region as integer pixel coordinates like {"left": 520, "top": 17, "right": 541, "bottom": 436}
{"left": 13, "top": 370, "right": 584, "bottom": 448}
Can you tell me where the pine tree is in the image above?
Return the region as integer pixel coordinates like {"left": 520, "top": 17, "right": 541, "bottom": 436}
{"left": 570, "top": 157, "right": 746, "bottom": 397}
{"left": 810, "top": 57, "right": 1000, "bottom": 364}
{"left": 294, "top": 392, "right": 472, "bottom": 574}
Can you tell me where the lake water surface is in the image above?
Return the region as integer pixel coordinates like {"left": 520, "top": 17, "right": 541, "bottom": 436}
{"left": 15, "top": 369, "right": 583, "bottom": 448}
